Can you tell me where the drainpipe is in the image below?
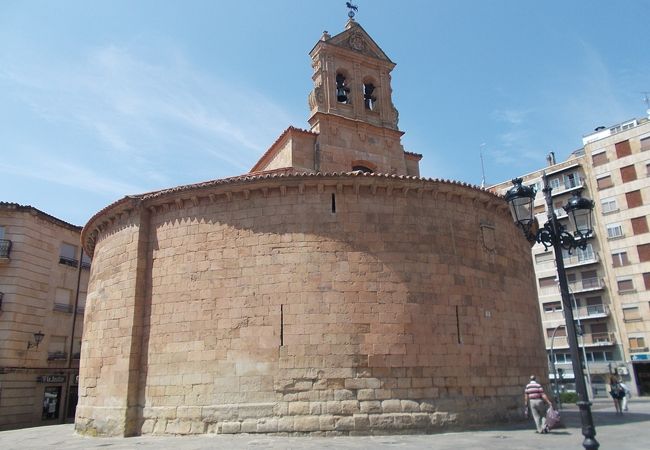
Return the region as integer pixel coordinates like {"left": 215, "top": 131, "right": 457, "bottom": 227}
{"left": 61, "top": 248, "right": 83, "bottom": 423}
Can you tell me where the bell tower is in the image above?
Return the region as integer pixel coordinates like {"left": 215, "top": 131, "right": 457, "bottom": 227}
{"left": 307, "top": 19, "right": 419, "bottom": 176}
{"left": 250, "top": 18, "right": 421, "bottom": 177}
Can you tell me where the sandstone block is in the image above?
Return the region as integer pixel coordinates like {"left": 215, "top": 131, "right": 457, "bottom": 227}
{"left": 381, "top": 399, "right": 402, "bottom": 413}
{"left": 221, "top": 421, "right": 241, "bottom": 434}
{"left": 294, "top": 415, "right": 320, "bottom": 432}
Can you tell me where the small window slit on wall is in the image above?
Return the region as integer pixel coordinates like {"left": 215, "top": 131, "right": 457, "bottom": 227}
{"left": 455, "top": 305, "right": 462, "bottom": 344}
{"left": 280, "top": 304, "right": 284, "bottom": 346}
{"left": 331, "top": 193, "right": 336, "bottom": 213}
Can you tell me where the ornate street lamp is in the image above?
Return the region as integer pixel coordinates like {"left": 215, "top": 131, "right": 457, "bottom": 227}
{"left": 27, "top": 330, "right": 45, "bottom": 349}
{"left": 505, "top": 172, "right": 599, "bottom": 450}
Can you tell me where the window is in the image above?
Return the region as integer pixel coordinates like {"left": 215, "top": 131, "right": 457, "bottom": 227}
{"left": 335, "top": 73, "right": 350, "bottom": 104}
{"left": 539, "top": 276, "right": 557, "bottom": 287}
{"left": 623, "top": 307, "right": 641, "bottom": 322}
{"left": 363, "top": 82, "right": 376, "bottom": 110}
{"left": 0, "top": 226, "right": 9, "bottom": 259}
{"left": 596, "top": 175, "right": 613, "bottom": 190}
{"left": 620, "top": 164, "right": 637, "bottom": 183}
{"left": 631, "top": 216, "right": 649, "bottom": 235}
{"left": 606, "top": 223, "right": 624, "bottom": 239}
{"left": 352, "top": 165, "right": 373, "bottom": 173}
{"left": 626, "top": 190, "right": 643, "bottom": 208}
{"left": 592, "top": 151, "right": 608, "bottom": 167}
{"left": 641, "top": 136, "right": 650, "bottom": 152}
{"left": 72, "top": 338, "right": 82, "bottom": 359}
{"left": 638, "top": 244, "right": 650, "bottom": 262}
{"left": 601, "top": 197, "right": 618, "bottom": 214}
{"left": 617, "top": 278, "right": 635, "bottom": 292}
{"left": 47, "top": 335, "right": 67, "bottom": 360}
{"left": 615, "top": 140, "right": 632, "bottom": 158}
{"left": 59, "top": 243, "right": 78, "bottom": 267}
{"left": 549, "top": 177, "right": 561, "bottom": 189}
{"left": 543, "top": 301, "right": 563, "bottom": 313}
{"left": 77, "top": 292, "right": 87, "bottom": 314}
{"left": 81, "top": 253, "right": 92, "bottom": 270}
{"left": 563, "top": 172, "right": 581, "bottom": 189}
{"left": 612, "top": 251, "right": 629, "bottom": 267}
{"left": 535, "top": 252, "right": 554, "bottom": 264}
{"left": 586, "top": 351, "right": 614, "bottom": 362}
{"left": 547, "top": 326, "right": 566, "bottom": 337}
{"left": 54, "top": 288, "right": 72, "bottom": 313}
{"left": 629, "top": 336, "right": 647, "bottom": 352}
{"left": 644, "top": 272, "right": 650, "bottom": 290}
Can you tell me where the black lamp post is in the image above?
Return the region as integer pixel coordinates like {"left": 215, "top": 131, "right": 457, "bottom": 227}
{"left": 505, "top": 173, "right": 599, "bottom": 450}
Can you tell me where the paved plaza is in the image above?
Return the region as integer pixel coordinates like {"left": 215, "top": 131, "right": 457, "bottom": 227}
{"left": 1, "top": 398, "right": 648, "bottom": 449}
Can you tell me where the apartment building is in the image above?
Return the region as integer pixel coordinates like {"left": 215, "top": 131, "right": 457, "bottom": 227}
{"left": 582, "top": 118, "right": 650, "bottom": 396}
{"left": 0, "top": 202, "right": 90, "bottom": 430}
{"left": 492, "top": 117, "right": 650, "bottom": 397}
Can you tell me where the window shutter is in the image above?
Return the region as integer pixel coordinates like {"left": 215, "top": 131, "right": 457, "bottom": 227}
{"left": 638, "top": 244, "right": 650, "bottom": 262}
{"left": 631, "top": 216, "right": 649, "bottom": 235}
{"left": 620, "top": 164, "right": 637, "bottom": 183}
{"left": 592, "top": 152, "right": 608, "bottom": 166}
{"left": 626, "top": 190, "right": 643, "bottom": 208}
{"left": 615, "top": 140, "right": 632, "bottom": 158}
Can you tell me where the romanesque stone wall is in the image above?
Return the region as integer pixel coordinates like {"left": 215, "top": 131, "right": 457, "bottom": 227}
{"left": 76, "top": 175, "right": 547, "bottom": 436}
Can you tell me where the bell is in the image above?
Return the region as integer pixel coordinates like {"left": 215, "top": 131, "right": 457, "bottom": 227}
{"left": 337, "top": 89, "right": 348, "bottom": 103}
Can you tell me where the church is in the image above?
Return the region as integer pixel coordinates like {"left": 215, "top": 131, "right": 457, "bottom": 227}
{"left": 76, "top": 16, "right": 546, "bottom": 436}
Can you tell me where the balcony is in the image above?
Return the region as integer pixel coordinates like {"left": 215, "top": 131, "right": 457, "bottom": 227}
{"left": 630, "top": 347, "right": 649, "bottom": 354}
{"left": 59, "top": 256, "right": 79, "bottom": 268}
{"left": 53, "top": 303, "right": 73, "bottom": 313}
{"left": 551, "top": 177, "right": 585, "bottom": 197}
{"left": 564, "top": 252, "right": 599, "bottom": 268}
{"left": 81, "top": 260, "right": 91, "bottom": 270}
{"left": 546, "top": 332, "right": 616, "bottom": 349}
{"left": 568, "top": 277, "right": 605, "bottom": 293}
{"left": 0, "top": 239, "right": 11, "bottom": 261}
{"left": 575, "top": 304, "right": 610, "bottom": 320}
{"left": 47, "top": 351, "right": 67, "bottom": 361}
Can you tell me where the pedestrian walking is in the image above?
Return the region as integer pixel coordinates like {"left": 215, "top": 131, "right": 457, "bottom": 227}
{"left": 524, "top": 375, "right": 553, "bottom": 434}
{"left": 620, "top": 381, "right": 631, "bottom": 411}
{"left": 607, "top": 375, "right": 625, "bottom": 414}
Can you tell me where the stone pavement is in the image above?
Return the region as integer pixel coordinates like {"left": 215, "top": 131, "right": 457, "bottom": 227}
{"left": 1, "top": 398, "right": 649, "bottom": 449}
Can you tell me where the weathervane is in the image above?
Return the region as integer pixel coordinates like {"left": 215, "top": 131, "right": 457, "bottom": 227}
{"left": 346, "top": 2, "right": 358, "bottom": 19}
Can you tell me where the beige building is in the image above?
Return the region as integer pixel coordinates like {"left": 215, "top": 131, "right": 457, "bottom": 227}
{"left": 75, "top": 19, "right": 546, "bottom": 437}
{"left": 0, "top": 202, "right": 90, "bottom": 430}
{"left": 492, "top": 116, "right": 650, "bottom": 398}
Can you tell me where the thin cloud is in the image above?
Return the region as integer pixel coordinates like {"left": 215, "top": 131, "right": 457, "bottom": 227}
{"left": 1, "top": 44, "right": 296, "bottom": 192}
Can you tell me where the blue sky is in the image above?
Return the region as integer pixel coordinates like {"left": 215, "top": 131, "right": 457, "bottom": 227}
{"left": 1, "top": 1, "right": 649, "bottom": 226}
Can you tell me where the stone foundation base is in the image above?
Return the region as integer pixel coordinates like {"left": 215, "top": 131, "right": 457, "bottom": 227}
{"left": 76, "top": 398, "right": 520, "bottom": 436}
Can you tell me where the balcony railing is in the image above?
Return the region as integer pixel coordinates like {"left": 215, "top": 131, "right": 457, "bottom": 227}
{"left": 630, "top": 347, "right": 649, "bottom": 353}
{"left": 59, "top": 256, "right": 79, "bottom": 268}
{"left": 81, "top": 261, "right": 91, "bottom": 270}
{"left": 0, "top": 239, "right": 12, "bottom": 259}
{"left": 546, "top": 332, "right": 616, "bottom": 349}
{"left": 72, "top": 352, "right": 81, "bottom": 360}
{"left": 538, "top": 285, "right": 559, "bottom": 297}
{"left": 564, "top": 252, "right": 599, "bottom": 268}
{"left": 47, "top": 351, "right": 67, "bottom": 361}
{"left": 53, "top": 303, "right": 73, "bottom": 313}
{"left": 551, "top": 177, "right": 585, "bottom": 197}
{"left": 568, "top": 277, "right": 605, "bottom": 293}
{"left": 575, "top": 304, "right": 610, "bottom": 320}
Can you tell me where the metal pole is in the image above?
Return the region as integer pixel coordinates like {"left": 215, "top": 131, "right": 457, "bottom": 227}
{"left": 542, "top": 173, "right": 599, "bottom": 450}
{"left": 61, "top": 248, "right": 83, "bottom": 424}
{"left": 571, "top": 290, "right": 593, "bottom": 400}
{"left": 549, "top": 325, "right": 563, "bottom": 409}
